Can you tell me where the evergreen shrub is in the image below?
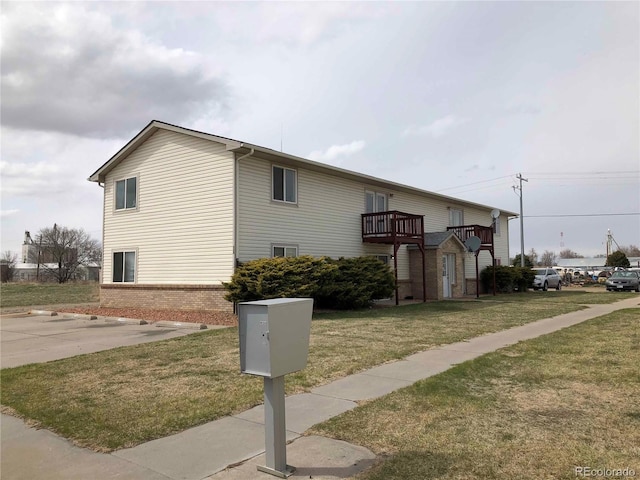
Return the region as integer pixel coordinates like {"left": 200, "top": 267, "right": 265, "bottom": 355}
{"left": 223, "top": 255, "right": 395, "bottom": 310}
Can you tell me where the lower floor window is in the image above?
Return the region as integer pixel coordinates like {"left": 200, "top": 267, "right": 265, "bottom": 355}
{"left": 374, "top": 255, "right": 389, "bottom": 265}
{"left": 272, "top": 245, "right": 298, "bottom": 257}
{"left": 113, "top": 251, "right": 136, "bottom": 282}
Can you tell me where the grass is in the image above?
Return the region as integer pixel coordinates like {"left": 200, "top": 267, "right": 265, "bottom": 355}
{"left": 0, "top": 282, "right": 99, "bottom": 308}
{"left": 311, "top": 308, "right": 640, "bottom": 479}
{"left": 0, "top": 291, "right": 635, "bottom": 452}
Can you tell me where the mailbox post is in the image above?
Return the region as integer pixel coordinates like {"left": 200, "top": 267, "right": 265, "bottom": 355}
{"left": 239, "top": 298, "right": 313, "bottom": 478}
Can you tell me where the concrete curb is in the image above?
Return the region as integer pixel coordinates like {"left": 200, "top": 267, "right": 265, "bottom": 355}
{"left": 104, "top": 317, "right": 149, "bottom": 326}
{"left": 67, "top": 313, "right": 99, "bottom": 320}
{"left": 154, "top": 321, "right": 208, "bottom": 330}
{"left": 29, "top": 310, "right": 58, "bottom": 316}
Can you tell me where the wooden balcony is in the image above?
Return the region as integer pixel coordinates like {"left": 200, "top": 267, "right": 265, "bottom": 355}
{"left": 362, "top": 211, "right": 424, "bottom": 245}
{"left": 447, "top": 224, "right": 494, "bottom": 250}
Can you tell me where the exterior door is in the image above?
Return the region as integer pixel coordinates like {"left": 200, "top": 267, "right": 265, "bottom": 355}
{"left": 442, "top": 254, "right": 455, "bottom": 298}
{"left": 365, "top": 191, "right": 388, "bottom": 234}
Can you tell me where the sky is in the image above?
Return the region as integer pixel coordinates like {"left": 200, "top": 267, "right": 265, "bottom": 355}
{"left": 1, "top": 1, "right": 639, "bottom": 262}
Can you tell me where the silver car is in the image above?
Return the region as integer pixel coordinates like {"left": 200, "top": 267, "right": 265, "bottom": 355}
{"left": 532, "top": 267, "right": 562, "bottom": 291}
{"left": 605, "top": 271, "right": 640, "bottom": 292}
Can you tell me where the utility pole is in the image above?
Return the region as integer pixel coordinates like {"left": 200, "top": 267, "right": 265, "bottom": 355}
{"left": 512, "top": 173, "right": 528, "bottom": 267}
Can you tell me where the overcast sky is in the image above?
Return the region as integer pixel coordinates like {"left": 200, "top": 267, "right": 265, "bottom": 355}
{"left": 2, "top": 1, "right": 639, "bottom": 261}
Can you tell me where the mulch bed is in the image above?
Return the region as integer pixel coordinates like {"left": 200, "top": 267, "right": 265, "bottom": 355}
{"left": 60, "top": 307, "right": 238, "bottom": 327}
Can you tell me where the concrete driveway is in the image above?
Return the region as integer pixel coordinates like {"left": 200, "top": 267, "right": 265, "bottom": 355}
{"left": 0, "top": 312, "right": 211, "bottom": 368}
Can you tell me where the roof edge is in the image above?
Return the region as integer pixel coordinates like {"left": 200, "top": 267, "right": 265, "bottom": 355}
{"left": 87, "top": 120, "right": 518, "bottom": 216}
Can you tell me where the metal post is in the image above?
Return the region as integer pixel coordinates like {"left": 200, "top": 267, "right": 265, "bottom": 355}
{"left": 515, "top": 174, "right": 528, "bottom": 267}
{"left": 475, "top": 252, "right": 480, "bottom": 299}
{"left": 259, "top": 376, "right": 294, "bottom": 478}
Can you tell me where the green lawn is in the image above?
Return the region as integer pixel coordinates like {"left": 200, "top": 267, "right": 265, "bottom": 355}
{"left": 311, "top": 308, "right": 640, "bottom": 479}
{"left": 0, "top": 282, "right": 99, "bottom": 308}
{"left": 0, "top": 291, "right": 635, "bottom": 452}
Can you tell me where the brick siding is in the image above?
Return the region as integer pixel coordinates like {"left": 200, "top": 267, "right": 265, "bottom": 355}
{"left": 100, "top": 284, "right": 233, "bottom": 312}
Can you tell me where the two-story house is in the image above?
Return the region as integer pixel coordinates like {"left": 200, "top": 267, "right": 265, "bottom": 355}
{"left": 89, "top": 121, "right": 516, "bottom": 312}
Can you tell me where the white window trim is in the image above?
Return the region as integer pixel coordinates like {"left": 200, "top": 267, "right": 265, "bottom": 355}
{"left": 365, "top": 190, "right": 388, "bottom": 213}
{"left": 112, "top": 249, "right": 137, "bottom": 283}
{"left": 113, "top": 174, "right": 139, "bottom": 212}
{"left": 271, "top": 165, "right": 298, "bottom": 204}
{"left": 271, "top": 244, "right": 298, "bottom": 258}
{"left": 448, "top": 207, "right": 464, "bottom": 227}
{"left": 373, "top": 254, "right": 390, "bottom": 266}
{"left": 493, "top": 217, "right": 501, "bottom": 236}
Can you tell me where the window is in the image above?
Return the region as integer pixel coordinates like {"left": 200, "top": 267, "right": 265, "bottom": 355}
{"left": 365, "top": 191, "right": 387, "bottom": 213}
{"left": 113, "top": 251, "right": 136, "bottom": 282}
{"left": 449, "top": 208, "right": 463, "bottom": 226}
{"left": 493, "top": 217, "right": 501, "bottom": 235}
{"left": 374, "top": 255, "right": 389, "bottom": 265}
{"left": 272, "top": 245, "right": 298, "bottom": 257}
{"left": 115, "top": 177, "right": 137, "bottom": 210}
{"left": 272, "top": 166, "right": 297, "bottom": 203}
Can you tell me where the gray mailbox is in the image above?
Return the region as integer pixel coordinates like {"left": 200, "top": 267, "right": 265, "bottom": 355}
{"left": 239, "top": 298, "right": 313, "bottom": 379}
{"left": 238, "top": 298, "right": 314, "bottom": 478}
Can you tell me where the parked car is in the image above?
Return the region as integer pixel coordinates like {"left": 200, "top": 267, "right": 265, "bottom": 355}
{"left": 532, "top": 267, "right": 562, "bottom": 291}
{"left": 605, "top": 271, "right": 640, "bottom": 292}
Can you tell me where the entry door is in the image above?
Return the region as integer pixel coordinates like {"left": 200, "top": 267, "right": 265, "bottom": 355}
{"left": 365, "top": 191, "right": 388, "bottom": 234}
{"left": 442, "top": 254, "right": 455, "bottom": 298}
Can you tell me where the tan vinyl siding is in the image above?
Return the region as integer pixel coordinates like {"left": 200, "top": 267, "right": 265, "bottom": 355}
{"left": 237, "top": 157, "right": 506, "bottom": 281}
{"left": 237, "top": 158, "right": 391, "bottom": 265}
{"left": 103, "top": 129, "right": 234, "bottom": 285}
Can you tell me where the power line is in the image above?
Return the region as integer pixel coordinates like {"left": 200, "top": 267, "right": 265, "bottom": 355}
{"left": 525, "top": 170, "right": 639, "bottom": 175}
{"left": 434, "top": 175, "right": 514, "bottom": 192}
{"left": 525, "top": 213, "right": 639, "bottom": 218}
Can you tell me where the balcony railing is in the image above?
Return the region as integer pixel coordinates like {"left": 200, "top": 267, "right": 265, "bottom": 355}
{"left": 362, "top": 211, "right": 424, "bottom": 244}
{"left": 447, "top": 224, "right": 494, "bottom": 246}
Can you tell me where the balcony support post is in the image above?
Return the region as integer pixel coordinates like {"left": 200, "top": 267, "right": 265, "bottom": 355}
{"left": 393, "top": 241, "right": 400, "bottom": 306}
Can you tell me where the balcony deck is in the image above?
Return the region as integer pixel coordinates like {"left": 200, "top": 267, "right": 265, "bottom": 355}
{"left": 361, "top": 211, "right": 424, "bottom": 245}
{"left": 447, "top": 225, "right": 494, "bottom": 251}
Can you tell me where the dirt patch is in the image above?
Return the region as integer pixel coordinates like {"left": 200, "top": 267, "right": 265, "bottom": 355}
{"left": 60, "top": 306, "right": 237, "bottom": 327}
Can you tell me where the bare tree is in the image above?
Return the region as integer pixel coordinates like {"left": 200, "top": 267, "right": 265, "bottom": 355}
{"left": 527, "top": 248, "right": 539, "bottom": 266}
{"left": 1, "top": 251, "right": 18, "bottom": 282}
{"left": 559, "top": 249, "right": 583, "bottom": 259}
{"left": 618, "top": 245, "right": 640, "bottom": 257}
{"left": 37, "top": 224, "right": 102, "bottom": 283}
{"left": 540, "top": 250, "right": 557, "bottom": 266}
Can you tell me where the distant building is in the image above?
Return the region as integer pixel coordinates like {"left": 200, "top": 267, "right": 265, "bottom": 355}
{"left": 18, "top": 231, "right": 99, "bottom": 282}
{"left": 556, "top": 257, "right": 640, "bottom": 270}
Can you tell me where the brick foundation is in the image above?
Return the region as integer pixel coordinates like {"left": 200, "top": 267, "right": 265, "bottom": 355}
{"left": 100, "top": 284, "right": 233, "bottom": 312}
{"left": 397, "top": 279, "right": 413, "bottom": 300}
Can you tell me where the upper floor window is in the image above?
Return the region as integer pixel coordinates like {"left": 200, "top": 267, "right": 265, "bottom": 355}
{"left": 272, "top": 166, "right": 297, "bottom": 203}
{"left": 115, "top": 177, "right": 137, "bottom": 210}
{"left": 113, "top": 251, "right": 136, "bottom": 282}
{"left": 493, "top": 217, "right": 501, "bottom": 235}
{"left": 449, "top": 208, "right": 463, "bottom": 226}
{"left": 365, "top": 191, "right": 387, "bottom": 213}
{"left": 272, "top": 245, "right": 298, "bottom": 257}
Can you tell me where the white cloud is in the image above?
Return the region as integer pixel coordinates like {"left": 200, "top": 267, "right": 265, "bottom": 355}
{"left": 0, "top": 3, "right": 229, "bottom": 138}
{"left": 308, "top": 140, "right": 366, "bottom": 162}
{"left": 402, "top": 115, "right": 470, "bottom": 138}
{"left": 0, "top": 209, "right": 20, "bottom": 218}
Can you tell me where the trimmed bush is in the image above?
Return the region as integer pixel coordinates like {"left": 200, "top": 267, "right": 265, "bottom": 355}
{"left": 315, "top": 256, "right": 396, "bottom": 309}
{"left": 481, "top": 265, "right": 534, "bottom": 293}
{"left": 223, "top": 255, "right": 395, "bottom": 310}
{"left": 223, "top": 256, "right": 333, "bottom": 302}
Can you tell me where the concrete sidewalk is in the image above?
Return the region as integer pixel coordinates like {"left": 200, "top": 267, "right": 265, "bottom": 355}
{"left": 2, "top": 296, "right": 638, "bottom": 480}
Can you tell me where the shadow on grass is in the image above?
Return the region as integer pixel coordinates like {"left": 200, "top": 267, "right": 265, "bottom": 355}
{"left": 360, "top": 451, "right": 457, "bottom": 480}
